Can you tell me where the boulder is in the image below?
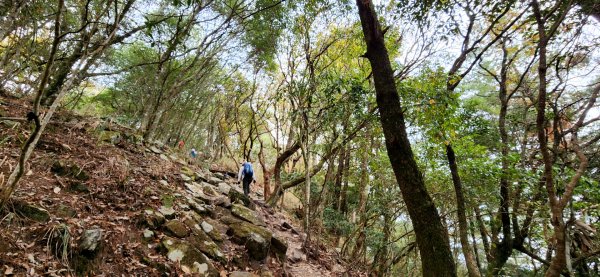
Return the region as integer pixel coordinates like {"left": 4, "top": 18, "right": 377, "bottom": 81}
{"left": 190, "top": 232, "right": 226, "bottom": 264}
{"left": 217, "top": 182, "right": 231, "bottom": 195}
{"left": 201, "top": 218, "right": 229, "bottom": 242}
{"left": 14, "top": 202, "right": 50, "bottom": 222}
{"left": 201, "top": 220, "right": 224, "bottom": 242}
{"left": 231, "top": 204, "right": 265, "bottom": 227}
{"left": 228, "top": 189, "right": 255, "bottom": 210}
{"left": 227, "top": 221, "right": 272, "bottom": 260}
{"left": 79, "top": 228, "right": 103, "bottom": 258}
{"left": 164, "top": 220, "right": 189, "bottom": 238}
{"left": 160, "top": 237, "right": 218, "bottom": 276}
{"left": 271, "top": 233, "right": 288, "bottom": 261}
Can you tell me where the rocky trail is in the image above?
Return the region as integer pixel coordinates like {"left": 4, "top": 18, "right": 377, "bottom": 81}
{"left": 0, "top": 96, "right": 350, "bottom": 276}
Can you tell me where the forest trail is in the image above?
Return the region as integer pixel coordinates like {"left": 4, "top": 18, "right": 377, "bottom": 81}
{"left": 0, "top": 96, "right": 351, "bottom": 276}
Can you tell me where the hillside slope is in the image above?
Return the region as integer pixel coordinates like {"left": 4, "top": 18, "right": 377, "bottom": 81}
{"left": 0, "top": 96, "right": 349, "bottom": 276}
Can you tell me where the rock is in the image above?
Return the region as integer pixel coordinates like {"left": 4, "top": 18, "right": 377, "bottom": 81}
{"left": 158, "top": 206, "right": 176, "bottom": 219}
{"left": 288, "top": 249, "right": 306, "bottom": 263}
{"left": 217, "top": 183, "right": 231, "bottom": 195}
{"left": 123, "top": 133, "right": 143, "bottom": 145}
{"left": 159, "top": 154, "right": 169, "bottom": 161}
{"left": 207, "top": 176, "right": 221, "bottom": 185}
{"left": 186, "top": 198, "right": 211, "bottom": 216}
{"left": 149, "top": 146, "right": 162, "bottom": 154}
{"left": 229, "top": 189, "right": 255, "bottom": 210}
{"left": 190, "top": 232, "right": 226, "bottom": 264}
{"left": 181, "top": 174, "right": 192, "bottom": 182}
{"left": 230, "top": 272, "right": 258, "bottom": 277}
{"left": 55, "top": 204, "right": 77, "bottom": 218}
{"left": 196, "top": 191, "right": 229, "bottom": 207}
{"left": 271, "top": 233, "right": 288, "bottom": 261}
{"left": 220, "top": 215, "right": 243, "bottom": 226}
{"left": 231, "top": 204, "right": 265, "bottom": 227}
{"left": 68, "top": 182, "right": 90, "bottom": 193}
{"left": 97, "top": 130, "right": 121, "bottom": 144}
{"left": 0, "top": 120, "right": 20, "bottom": 128}
{"left": 178, "top": 202, "right": 190, "bottom": 211}
{"left": 181, "top": 167, "right": 195, "bottom": 177}
{"left": 195, "top": 171, "right": 208, "bottom": 182}
{"left": 143, "top": 229, "right": 154, "bottom": 239}
{"left": 160, "top": 237, "right": 218, "bottom": 276}
{"left": 227, "top": 221, "right": 272, "bottom": 260}
{"left": 79, "top": 228, "right": 103, "bottom": 258}
{"left": 14, "top": 202, "right": 50, "bottom": 222}
{"left": 51, "top": 161, "right": 89, "bottom": 181}
{"left": 202, "top": 218, "right": 226, "bottom": 242}
{"left": 141, "top": 209, "right": 165, "bottom": 229}
{"left": 185, "top": 182, "right": 203, "bottom": 194}
{"left": 201, "top": 221, "right": 214, "bottom": 233}
{"left": 260, "top": 269, "right": 274, "bottom": 277}
{"left": 218, "top": 197, "right": 232, "bottom": 209}
{"left": 164, "top": 220, "right": 189, "bottom": 238}
{"left": 213, "top": 172, "right": 224, "bottom": 180}
{"left": 282, "top": 222, "right": 293, "bottom": 230}
{"left": 202, "top": 185, "right": 218, "bottom": 197}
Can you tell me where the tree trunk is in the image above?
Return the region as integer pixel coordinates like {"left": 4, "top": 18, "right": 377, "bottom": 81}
{"left": 446, "top": 145, "right": 481, "bottom": 277}
{"left": 355, "top": 1, "right": 456, "bottom": 276}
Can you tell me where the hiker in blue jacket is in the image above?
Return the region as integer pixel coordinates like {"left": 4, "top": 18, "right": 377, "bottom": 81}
{"left": 237, "top": 159, "right": 256, "bottom": 196}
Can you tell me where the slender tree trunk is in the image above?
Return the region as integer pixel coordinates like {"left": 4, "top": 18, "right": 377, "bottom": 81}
{"left": 355, "top": 1, "right": 456, "bottom": 276}
{"left": 302, "top": 134, "right": 311, "bottom": 242}
{"left": 446, "top": 145, "right": 481, "bottom": 277}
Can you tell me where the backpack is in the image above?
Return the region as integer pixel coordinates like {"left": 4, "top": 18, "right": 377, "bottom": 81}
{"left": 243, "top": 163, "right": 254, "bottom": 177}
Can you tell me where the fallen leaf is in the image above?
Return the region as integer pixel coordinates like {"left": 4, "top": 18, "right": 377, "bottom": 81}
{"left": 28, "top": 253, "right": 35, "bottom": 263}
{"left": 4, "top": 265, "right": 14, "bottom": 275}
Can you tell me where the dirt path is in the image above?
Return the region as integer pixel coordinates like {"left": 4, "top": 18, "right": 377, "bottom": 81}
{"left": 247, "top": 183, "right": 348, "bottom": 277}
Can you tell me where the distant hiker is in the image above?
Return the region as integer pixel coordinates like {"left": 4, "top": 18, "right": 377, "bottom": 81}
{"left": 190, "top": 148, "right": 198, "bottom": 163}
{"left": 178, "top": 140, "right": 185, "bottom": 150}
{"left": 238, "top": 159, "right": 256, "bottom": 196}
